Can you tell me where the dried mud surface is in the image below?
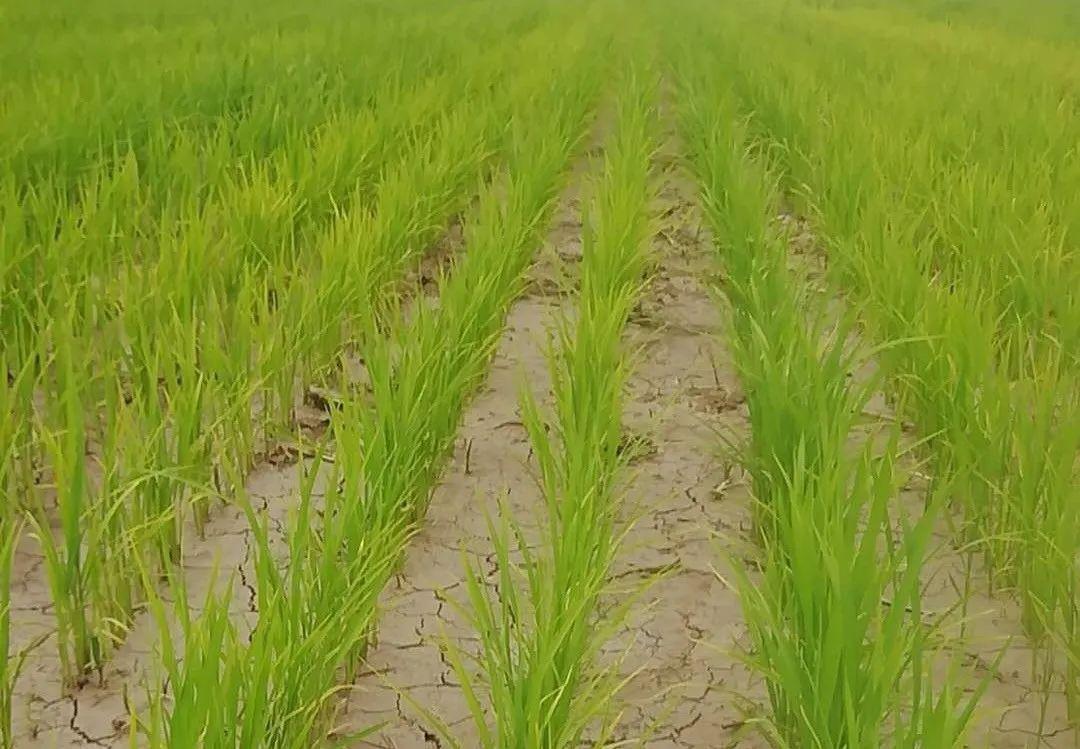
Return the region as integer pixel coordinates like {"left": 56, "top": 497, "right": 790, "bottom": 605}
{"left": 338, "top": 134, "right": 766, "bottom": 747}
{"left": 6, "top": 143, "right": 1073, "bottom": 749}
{"left": 338, "top": 148, "right": 593, "bottom": 749}
{"left": 604, "top": 171, "right": 764, "bottom": 748}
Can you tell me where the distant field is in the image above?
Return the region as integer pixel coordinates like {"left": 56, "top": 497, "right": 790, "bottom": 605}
{"left": 1, "top": 1, "right": 1077, "bottom": 747}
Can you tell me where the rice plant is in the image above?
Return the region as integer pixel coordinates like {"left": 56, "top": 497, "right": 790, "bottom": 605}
{"left": 435, "top": 69, "right": 656, "bottom": 749}
{"left": 134, "top": 33, "right": 600, "bottom": 747}
{"left": 673, "top": 0, "right": 1080, "bottom": 728}
{"left": 2, "top": 1, "right": 1075, "bottom": 746}
{"left": 677, "top": 61, "right": 989, "bottom": 747}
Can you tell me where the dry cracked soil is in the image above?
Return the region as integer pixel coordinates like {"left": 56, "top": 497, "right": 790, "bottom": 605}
{"left": 5, "top": 120, "right": 1073, "bottom": 749}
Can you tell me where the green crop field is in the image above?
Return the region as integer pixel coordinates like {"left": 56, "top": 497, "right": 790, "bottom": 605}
{"left": 1, "top": 0, "right": 1077, "bottom": 746}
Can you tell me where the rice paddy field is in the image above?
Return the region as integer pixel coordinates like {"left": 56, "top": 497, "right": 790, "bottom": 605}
{"left": 1, "top": 0, "right": 1078, "bottom": 746}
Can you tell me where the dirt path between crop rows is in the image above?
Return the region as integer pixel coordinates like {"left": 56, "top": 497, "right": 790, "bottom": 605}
{"left": 339, "top": 121, "right": 766, "bottom": 746}
{"left": 8, "top": 129, "right": 1071, "bottom": 749}
{"left": 339, "top": 140, "right": 593, "bottom": 748}
{"left": 604, "top": 164, "right": 765, "bottom": 748}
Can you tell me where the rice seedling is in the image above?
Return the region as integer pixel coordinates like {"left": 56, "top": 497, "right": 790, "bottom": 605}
{"left": 672, "top": 0, "right": 1080, "bottom": 727}
{"left": 432, "top": 69, "right": 657, "bottom": 749}
{"left": 676, "top": 59, "right": 989, "bottom": 747}
{"left": 133, "top": 31, "right": 601, "bottom": 747}
{"left": 2, "top": 1, "right": 1075, "bottom": 745}
{"left": 27, "top": 306, "right": 101, "bottom": 686}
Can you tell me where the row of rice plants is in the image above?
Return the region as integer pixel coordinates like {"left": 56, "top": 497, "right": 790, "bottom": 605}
{"left": 1, "top": 1, "right": 575, "bottom": 700}
{"left": 678, "top": 0, "right": 1080, "bottom": 723}
{"left": 15, "top": 62, "right": 486, "bottom": 692}
{"left": 676, "top": 56, "right": 988, "bottom": 747}
{"left": 1, "top": 6, "right": 544, "bottom": 364}
{"left": 764, "top": 5, "right": 1080, "bottom": 656}
{"left": 132, "top": 26, "right": 604, "bottom": 748}
{"left": 433, "top": 69, "right": 657, "bottom": 749}
{"left": 753, "top": 2, "right": 1079, "bottom": 369}
{"left": 0, "top": 0, "right": 497, "bottom": 192}
{"left": 810, "top": 5, "right": 1080, "bottom": 716}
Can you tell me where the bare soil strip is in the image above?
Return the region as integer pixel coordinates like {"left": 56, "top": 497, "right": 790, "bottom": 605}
{"left": 337, "top": 151, "right": 591, "bottom": 747}
{"left": 605, "top": 160, "right": 765, "bottom": 749}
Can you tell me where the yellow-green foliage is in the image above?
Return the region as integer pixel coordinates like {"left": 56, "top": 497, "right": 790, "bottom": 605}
{"left": 442, "top": 68, "right": 657, "bottom": 749}
{"left": 672, "top": 0, "right": 1080, "bottom": 728}
{"left": 1, "top": 0, "right": 1077, "bottom": 747}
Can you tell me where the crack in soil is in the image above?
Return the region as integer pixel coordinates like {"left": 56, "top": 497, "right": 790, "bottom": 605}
{"left": 69, "top": 696, "right": 113, "bottom": 747}
{"left": 239, "top": 529, "right": 258, "bottom": 614}
{"left": 601, "top": 134, "right": 766, "bottom": 746}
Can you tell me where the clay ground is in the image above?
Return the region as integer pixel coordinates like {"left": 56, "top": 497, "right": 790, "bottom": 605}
{"left": 5, "top": 117, "right": 1074, "bottom": 749}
